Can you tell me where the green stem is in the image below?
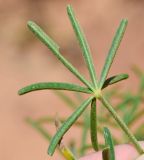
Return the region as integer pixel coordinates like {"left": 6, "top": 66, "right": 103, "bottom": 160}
{"left": 100, "top": 96, "right": 144, "bottom": 154}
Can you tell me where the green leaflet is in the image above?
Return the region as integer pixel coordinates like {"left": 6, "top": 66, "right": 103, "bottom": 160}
{"left": 48, "top": 96, "right": 93, "bottom": 156}
{"left": 99, "top": 19, "right": 128, "bottom": 89}
{"left": 27, "top": 21, "right": 94, "bottom": 91}
{"left": 28, "top": 21, "right": 59, "bottom": 51}
{"left": 102, "top": 73, "right": 129, "bottom": 89}
{"left": 67, "top": 5, "right": 98, "bottom": 88}
{"left": 90, "top": 98, "right": 99, "bottom": 151}
{"left": 103, "top": 127, "right": 115, "bottom": 160}
{"left": 18, "top": 82, "right": 92, "bottom": 95}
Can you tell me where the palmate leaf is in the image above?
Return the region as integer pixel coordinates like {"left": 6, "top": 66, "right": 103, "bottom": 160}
{"left": 18, "top": 82, "right": 92, "bottom": 95}
{"left": 67, "top": 5, "right": 98, "bottom": 88}
{"left": 27, "top": 21, "right": 94, "bottom": 92}
{"left": 48, "top": 96, "right": 93, "bottom": 156}
{"left": 99, "top": 19, "right": 128, "bottom": 89}
{"left": 19, "top": 4, "right": 144, "bottom": 157}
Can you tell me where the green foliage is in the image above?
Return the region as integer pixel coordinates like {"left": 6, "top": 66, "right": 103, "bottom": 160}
{"left": 18, "top": 4, "right": 144, "bottom": 159}
{"left": 18, "top": 82, "right": 92, "bottom": 95}
{"left": 102, "top": 73, "right": 129, "bottom": 89}
{"left": 99, "top": 19, "right": 128, "bottom": 89}
{"left": 67, "top": 5, "right": 98, "bottom": 88}
{"left": 48, "top": 97, "right": 93, "bottom": 155}
{"left": 103, "top": 127, "right": 115, "bottom": 160}
{"left": 90, "top": 98, "right": 99, "bottom": 151}
{"left": 25, "top": 74, "right": 144, "bottom": 158}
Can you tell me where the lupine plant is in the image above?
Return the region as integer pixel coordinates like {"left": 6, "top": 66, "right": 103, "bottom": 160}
{"left": 18, "top": 4, "right": 144, "bottom": 159}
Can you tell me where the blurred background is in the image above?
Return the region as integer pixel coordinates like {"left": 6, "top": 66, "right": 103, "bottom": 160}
{"left": 1, "top": 0, "right": 144, "bottom": 160}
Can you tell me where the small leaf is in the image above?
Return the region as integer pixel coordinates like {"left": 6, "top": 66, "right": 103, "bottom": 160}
{"left": 18, "top": 82, "right": 92, "bottom": 95}
{"left": 90, "top": 98, "right": 99, "bottom": 151}
{"left": 48, "top": 96, "right": 93, "bottom": 156}
{"left": 103, "top": 127, "right": 115, "bottom": 160}
{"left": 67, "top": 5, "right": 98, "bottom": 88}
{"left": 99, "top": 19, "right": 128, "bottom": 89}
{"left": 27, "top": 21, "right": 94, "bottom": 91}
{"left": 102, "top": 73, "right": 129, "bottom": 89}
